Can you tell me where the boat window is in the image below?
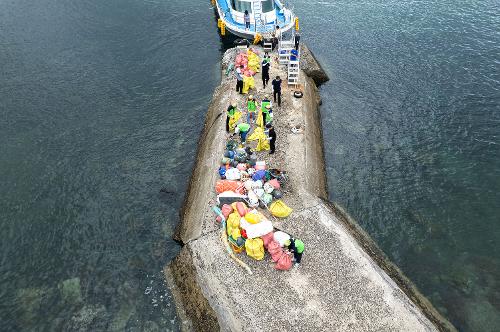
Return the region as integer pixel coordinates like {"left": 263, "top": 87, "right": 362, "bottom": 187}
{"left": 232, "top": 0, "right": 252, "bottom": 13}
{"left": 261, "top": 0, "right": 274, "bottom": 12}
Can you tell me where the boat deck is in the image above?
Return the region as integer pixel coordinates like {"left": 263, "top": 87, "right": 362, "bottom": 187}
{"left": 216, "top": 0, "right": 289, "bottom": 34}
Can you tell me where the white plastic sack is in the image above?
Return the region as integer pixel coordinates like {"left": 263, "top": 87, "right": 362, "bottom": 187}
{"left": 244, "top": 180, "right": 253, "bottom": 192}
{"left": 273, "top": 231, "right": 291, "bottom": 247}
{"left": 254, "top": 188, "right": 265, "bottom": 197}
{"left": 225, "top": 168, "right": 241, "bottom": 180}
{"left": 247, "top": 190, "right": 259, "bottom": 207}
{"left": 252, "top": 180, "right": 263, "bottom": 189}
{"left": 240, "top": 218, "right": 273, "bottom": 239}
{"left": 263, "top": 182, "right": 274, "bottom": 194}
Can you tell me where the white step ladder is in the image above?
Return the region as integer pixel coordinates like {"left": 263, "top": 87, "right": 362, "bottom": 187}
{"left": 287, "top": 30, "right": 300, "bottom": 86}
{"left": 288, "top": 59, "right": 299, "bottom": 86}
{"left": 263, "top": 38, "right": 273, "bottom": 52}
{"left": 278, "top": 39, "right": 294, "bottom": 65}
{"left": 252, "top": 1, "right": 265, "bottom": 32}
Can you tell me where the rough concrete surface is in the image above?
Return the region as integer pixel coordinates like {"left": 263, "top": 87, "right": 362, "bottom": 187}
{"left": 166, "top": 46, "right": 454, "bottom": 332}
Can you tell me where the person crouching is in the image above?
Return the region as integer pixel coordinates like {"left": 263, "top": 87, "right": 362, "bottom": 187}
{"left": 285, "top": 238, "right": 304, "bottom": 266}
{"left": 236, "top": 122, "right": 251, "bottom": 144}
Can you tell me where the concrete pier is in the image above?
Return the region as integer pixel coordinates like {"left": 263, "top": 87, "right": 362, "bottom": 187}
{"left": 165, "top": 46, "right": 454, "bottom": 332}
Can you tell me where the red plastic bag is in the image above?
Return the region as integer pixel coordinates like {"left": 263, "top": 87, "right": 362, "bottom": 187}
{"left": 261, "top": 232, "right": 274, "bottom": 249}
{"left": 271, "top": 250, "right": 283, "bottom": 262}
{"left": 268, "top": 240, "right": 281, "bottom": 254}
{"left": 236, "top": 202, "right": 248, "bottom": 217}
{"left": 268, "top": 179, "right": 280, "bottom": 189}
{"left": 275, "top": 252, "right": 292, "bottom": 270}
{"left": 221, "top": 204, "right": 233, "bottom": 219}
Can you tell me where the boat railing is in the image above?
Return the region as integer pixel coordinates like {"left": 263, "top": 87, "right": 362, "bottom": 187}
{"left": 215, "top": 0, "right": 295, "bottom": 36}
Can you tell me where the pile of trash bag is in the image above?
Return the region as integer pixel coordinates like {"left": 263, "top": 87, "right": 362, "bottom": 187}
{"left": 217, "top": 201, "right": 293, "bottom": 270}
{"left": 234, "top": 49, "right": 260, "bottom": 77}
{"left": 234, "top": 49, "right": 261, "bottom": 94}
{"left": 217, "top": 141, "right": 291, "bottom": 214}
{"left": 213, "top": 135, "right": 295, "bottom": 270}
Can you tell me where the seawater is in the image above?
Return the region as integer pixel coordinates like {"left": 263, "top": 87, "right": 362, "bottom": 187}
{"left": 1, "top": 0, "right": 499, "bottom": 331}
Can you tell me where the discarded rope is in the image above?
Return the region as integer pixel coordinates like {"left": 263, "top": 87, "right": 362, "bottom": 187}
{"left": 221, "top": 220, "right": 253, "bottom": 275}
{"left": 213, "top": 206, "right": 252, "bottom": 275}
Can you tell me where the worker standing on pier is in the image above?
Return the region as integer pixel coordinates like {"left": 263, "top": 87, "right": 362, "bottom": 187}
{"left": 272, "top": 76, "right": 282, "bottom": 107}
{"left": 235, "top": 65, "right": 244, "bottom": 94}
{"left": 247, "top": 95, "right": 256, "bottom": 123}
{"left": 262, "top": 53, "right": 270, "bottom": 88}
{"left": 266, "top": 123, "right": 276, "bottom": 154}
{"left": 263, "top": 104, "right": 273, "bottom": 126}
{"left": 226, "top": 102, "right": 237, "bottom": 133}
{"left": 294, "top": 32, "right": 301, "bottom": 50}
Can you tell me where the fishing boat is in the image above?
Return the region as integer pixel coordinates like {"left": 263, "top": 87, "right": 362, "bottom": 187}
{"left": 214, "top": 0, "right": 296, "bottom": 39}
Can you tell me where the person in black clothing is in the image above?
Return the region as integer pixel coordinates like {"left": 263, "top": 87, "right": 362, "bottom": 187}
{"left": 271, "top": 76, "right": 282, "bottom": 107}
{"left": 262, "top": 53, "right": 270, "bottom": 88}
{"left": 266, "top": 124, "right": 277, "bottom": 154}
{"left": 226, "top": 102, "right": 237, "bottom": 133}
{"left": 294, "top": 33, "right": 301, "bottom": 50}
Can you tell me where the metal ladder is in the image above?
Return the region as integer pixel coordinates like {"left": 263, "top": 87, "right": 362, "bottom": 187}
{"left": 278, "top": 32, "right": 294, "bottom": 65}
{"left": 287, "top": 57, "right": 299, "bottom": 86}
{"left": 286, "top": 30, "right": 300, "bottom": 86}
{"left": 253, "top": 1, "right": 265, "bottom": 32}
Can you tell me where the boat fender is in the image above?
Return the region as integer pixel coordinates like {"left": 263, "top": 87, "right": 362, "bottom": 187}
{"left": 293, "top": 91, "right": 303, "bottom": 98}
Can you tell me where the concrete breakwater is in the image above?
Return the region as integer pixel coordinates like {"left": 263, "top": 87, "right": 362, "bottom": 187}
{"left": 164, "top": 46, "right": 454, "bottom": 331}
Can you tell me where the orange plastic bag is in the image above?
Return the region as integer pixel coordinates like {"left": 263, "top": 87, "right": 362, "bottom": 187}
{"left": 215, "top": 180, "right": 244, "bottom": 194}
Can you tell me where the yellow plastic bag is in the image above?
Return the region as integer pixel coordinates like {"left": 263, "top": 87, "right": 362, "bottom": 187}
{"left": 231, "top": 227, "right": 241, "bottom": 240}
{"left": 228, "top": 111, "right": 242, "bottom": 132}
{"left": 242, "top": 76, "right": 255, "bottom": 94}
{"left": 245, "top": 238, "right": 264, "bottom": 260}
{"left": 226, "top": 212, "right": 240, "bottom": 236}
{"left": 247, "top": 127, "right": 270, "bottom": 151}
{"left": 256, "top": 110, "right": 264, "bottom": 129}
{"left": 244, "top": 213, "right": 262, "bottom": 225}
{"left": 247, "top": 49, "right": 260, "bottom": 72}
{"left": 269, "top": 200, "right": 293, "bottom": 218}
